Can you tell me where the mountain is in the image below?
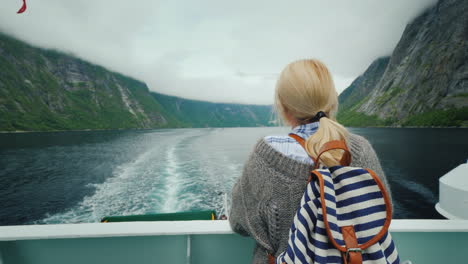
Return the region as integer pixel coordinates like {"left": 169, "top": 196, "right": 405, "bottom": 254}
{"left": 152, "top": 92, "right": 274, "bottom": 127}
{"left": 338, "top": 0, "right": 468, "bottom": 127}
{"left": 337, "top": 57, "right": 390, "bottom": 126}
{"left": 0, "top": 33, "right": 273, "bottom": 132}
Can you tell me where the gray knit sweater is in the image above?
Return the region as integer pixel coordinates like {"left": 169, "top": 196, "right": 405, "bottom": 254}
{"left": 229, "top": 133, "right": 392, "bottom": 264}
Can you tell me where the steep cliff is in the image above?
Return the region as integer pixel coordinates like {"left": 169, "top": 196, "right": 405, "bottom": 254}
{"left": 0, "top": 33, "right": 273, "bottom": 131}
{"left": 337, "top": 57, "right": 390, "bottom": 126}
{"left": 338, "top": 0, "right": 468, "bottom": 127}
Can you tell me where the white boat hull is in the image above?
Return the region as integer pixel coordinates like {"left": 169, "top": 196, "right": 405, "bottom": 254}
{"left": 436, "top": 163, "right": 468, "bottom": 219}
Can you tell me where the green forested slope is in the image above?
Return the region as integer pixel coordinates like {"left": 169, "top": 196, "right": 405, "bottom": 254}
{"left": 152, "top": 92, "right": 273, "bottom": 128}
{"left": 0, "top": 33, "right": 273, "bottom": 131}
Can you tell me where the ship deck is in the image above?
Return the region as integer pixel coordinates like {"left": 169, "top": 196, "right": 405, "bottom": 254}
{"left": 1, "top": 220, "right": 467, "bottom": 264}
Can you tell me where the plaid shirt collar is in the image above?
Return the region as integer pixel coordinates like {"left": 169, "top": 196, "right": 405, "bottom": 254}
{"left": 291, "top": 122, "right": 319, "bottom": 138}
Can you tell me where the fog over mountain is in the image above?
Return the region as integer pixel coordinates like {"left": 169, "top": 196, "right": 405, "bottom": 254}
{"left": 1, "top": 0, "right": 436, "bottom": 104}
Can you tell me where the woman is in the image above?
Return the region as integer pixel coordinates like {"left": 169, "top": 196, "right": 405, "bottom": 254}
{"left": 229, "top": 59, "right": 392, "bottom": 264}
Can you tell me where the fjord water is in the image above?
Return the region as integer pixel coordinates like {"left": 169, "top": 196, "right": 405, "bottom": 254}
{"left": 0, "top": 127, "right": 467, "bottom": 225}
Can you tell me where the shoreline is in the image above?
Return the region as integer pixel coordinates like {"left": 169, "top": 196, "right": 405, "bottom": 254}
{"left": 0, "top": 126, "right": 276, "bottom": 134}
{"left": 0, "top": 125, "right": 467, "bottom": 134}
{"left": 0, "top": 127, "right": 169, "bottom": 134}
{"left": 347, "top": 126, "right": 468, "bottom": 129}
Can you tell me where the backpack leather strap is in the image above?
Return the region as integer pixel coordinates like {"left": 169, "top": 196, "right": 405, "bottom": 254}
{"left": 268, "top": 253, "right": 282, "bottom": 264}
{"left": 288, "top": 134, "right": 351, "bottom": 169}
{"left": 341, "top": 226, "right": 363, "bottom": 264}
{"left": 288, "top": 133, "right": 306, "bottom": 148}
{"left": 315, "top": 140, "right": 351, "bottom": 169}
{"left": 288, "top": 133, "right": 317, "bottom": 165}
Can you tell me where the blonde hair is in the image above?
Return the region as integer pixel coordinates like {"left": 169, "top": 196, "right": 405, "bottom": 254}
{"left": 274, "top": 59, "right": 349, "bottom": 167}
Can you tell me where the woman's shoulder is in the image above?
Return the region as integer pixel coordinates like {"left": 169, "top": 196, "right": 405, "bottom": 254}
{"left": 246, "top": 136, "right": 313, "bottom": 178}
{"left": 248, "top": 132, "right": 376, "bottom": 166}
{"left": 347, "top": 133, "right": 374, "bottom": 153}
{"left": 263, "top": 134, "right": 314, "bottom": 164}
{"left": 250, "top": 136, "right": 289, "bottom": 158}
{"left": 346, "top": 133, "right": 383, "bottom": 169}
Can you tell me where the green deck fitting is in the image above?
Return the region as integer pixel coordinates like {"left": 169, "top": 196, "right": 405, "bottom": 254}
{"left": 101, "top": 210, "right": 217, "bottom": 222}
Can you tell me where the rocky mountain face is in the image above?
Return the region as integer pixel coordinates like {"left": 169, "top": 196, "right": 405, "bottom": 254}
{"left": 338, "top": 0, "right": 467, "bottom": 127}
{"left": 338, "top": 57, "right": 390, "bottom": 114}
{"left": 0, "top": 33, "right": 273, "bottom": 131}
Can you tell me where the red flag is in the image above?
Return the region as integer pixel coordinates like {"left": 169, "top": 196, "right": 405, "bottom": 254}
{"left": 17, "top": 0, "right": 27, "bottom": 14}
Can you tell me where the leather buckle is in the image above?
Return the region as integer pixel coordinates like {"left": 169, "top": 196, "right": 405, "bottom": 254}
{"left": 346, "top": 248, "right": 362, "bottom": 260}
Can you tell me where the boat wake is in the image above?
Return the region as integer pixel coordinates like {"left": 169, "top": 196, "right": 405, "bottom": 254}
{"left": 35, "top": 129, "right": 239, "bottom": 224}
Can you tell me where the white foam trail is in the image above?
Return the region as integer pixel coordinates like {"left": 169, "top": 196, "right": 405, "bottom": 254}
{"left": 36, "top": 142, "right": 162, "bottom": 224}
{"left": 160, "top": 146, "right": 181, "bottom": 213}
{"left": 401, "top": 179, "right": 437, "bottom": 203}
{"left": 35, "top": 128, "right": 239, "bottom": 224}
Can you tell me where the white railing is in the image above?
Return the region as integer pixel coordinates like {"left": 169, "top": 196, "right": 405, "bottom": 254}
{"left": 1, "top": 219, "right": 468, "bottom": 242}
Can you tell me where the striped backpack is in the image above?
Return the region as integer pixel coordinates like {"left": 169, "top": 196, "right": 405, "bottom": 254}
{"left": 272, "top": 134, "right": 399, "bottom": 264}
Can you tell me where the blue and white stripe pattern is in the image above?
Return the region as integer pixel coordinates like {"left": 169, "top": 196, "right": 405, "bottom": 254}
{"left": 276, "top": 166, "right": 399, "bottom": 264}
{"left": 265, "top": 122, "right": 319, "bottom": 165}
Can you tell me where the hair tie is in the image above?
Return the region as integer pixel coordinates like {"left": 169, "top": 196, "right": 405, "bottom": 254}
{"left": 301, "top": 111, "right": 327, "bottom": 123}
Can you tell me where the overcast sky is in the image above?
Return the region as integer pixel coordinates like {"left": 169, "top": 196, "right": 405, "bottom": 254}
{"left": 1, "top": 0, "right": 437, "bottom": 105}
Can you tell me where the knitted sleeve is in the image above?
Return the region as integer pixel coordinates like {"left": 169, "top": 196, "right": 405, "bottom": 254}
{"left": 229, "top": 141, "right": 274, "bottom": 253}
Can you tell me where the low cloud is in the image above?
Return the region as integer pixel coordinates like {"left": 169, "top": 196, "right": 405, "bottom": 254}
{"left": 0, "top": 0, "right": 437, "bottom": 104}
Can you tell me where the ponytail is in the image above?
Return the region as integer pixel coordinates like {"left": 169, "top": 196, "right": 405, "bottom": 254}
{"left": 305, "top": 117, "right": 349, "bottom": 167}
{"left": 275, "top": 58, "right": 349, "bottom": 167}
